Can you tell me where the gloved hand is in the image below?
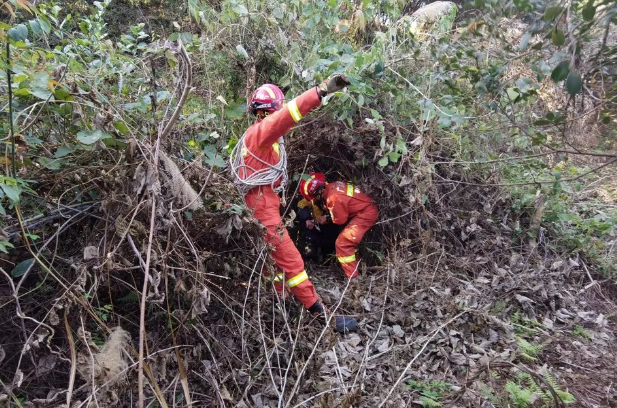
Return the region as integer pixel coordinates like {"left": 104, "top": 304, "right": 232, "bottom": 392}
{"left": 307, "top": 301, "right": 357, "bottom": 334}
{"left": 317, "top": 74, "right": 350, "bottom": 97}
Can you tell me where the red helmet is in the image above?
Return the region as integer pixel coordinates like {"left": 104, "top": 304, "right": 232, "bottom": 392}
{"left": 299, "top": 172, "right": 326, "bottom": 201}
{"left": 248, "top": 84, "right": 285, "bottom": 115}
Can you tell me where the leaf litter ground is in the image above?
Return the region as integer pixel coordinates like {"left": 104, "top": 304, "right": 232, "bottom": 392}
{"left": 1, "top": 120, "right": 617, "bottom": 408}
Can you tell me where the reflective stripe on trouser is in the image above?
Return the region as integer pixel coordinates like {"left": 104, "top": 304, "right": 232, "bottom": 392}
{"left": 245, "top": 187, "right": 319, "bottom": 308}
{"left": 335, "top": 204, "right": 378, "bottom": 278}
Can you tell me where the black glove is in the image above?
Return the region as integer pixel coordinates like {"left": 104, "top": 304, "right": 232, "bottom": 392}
{"left": 317, "top": 74, "right": 350, "bottom": 97}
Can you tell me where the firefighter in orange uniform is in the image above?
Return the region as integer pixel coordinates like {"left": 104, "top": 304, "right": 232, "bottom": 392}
{"left": 230, "top": 77, "right": 356, "bottom": 333}
{"left": 299, "top": 174, "right": 378, "bottom": 278}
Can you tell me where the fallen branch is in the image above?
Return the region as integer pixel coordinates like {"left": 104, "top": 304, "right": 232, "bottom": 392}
{"left": 64, "top": 309, "right": 77, "bottom": 408}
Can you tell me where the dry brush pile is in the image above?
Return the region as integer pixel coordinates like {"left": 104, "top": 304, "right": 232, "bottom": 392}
{"left": 2, "top": 1, "right": 617, "bottom": 407}
{"left": 2, "top": 69, "right": 617, "bottom": 406}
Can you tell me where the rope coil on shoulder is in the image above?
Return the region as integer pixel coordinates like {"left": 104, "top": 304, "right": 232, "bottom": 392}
{"left": 229, "top": 132, "right": 288, "bottom": 199}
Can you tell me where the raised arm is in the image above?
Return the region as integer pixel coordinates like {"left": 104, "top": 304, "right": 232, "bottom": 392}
{"left": 247, "top": 75, "right": 350, "bottom": 148}
{"left": 249, "top": 88, "right": 321, "bottom": 148}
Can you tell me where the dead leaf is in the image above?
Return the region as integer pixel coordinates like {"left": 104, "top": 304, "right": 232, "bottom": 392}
{"left": 409, "top": 136, "right": 423, "bottom": 146}
{"left": 376, "top": 338, "right": 390, "bottom": 353}
{"left": 14, "top": 369, "right": 24, "bottom": 388}
{"left": 83, "top": 246, "right": 99, "bottom": 260}
{"left": 193, "top": 286, "right": 211, "bottom": 316}
{"left": 392, "top": 325, "right": 405, "bottom": 338}
{"left": 220, "top": 385, "right": 233, "bottom": 401}
{"left": 515, "top": 294, "right": 535, "bottom": 305}
{"left": 448, "top": 353, "right": 466, "bottom": 365}
{"left": 36, "top": 355, "right": 57, "bottom": 377}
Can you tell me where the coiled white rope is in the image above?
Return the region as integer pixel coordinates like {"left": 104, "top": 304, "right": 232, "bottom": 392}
{"left": 229, "top": 131, "right": 288, "bottom": 198}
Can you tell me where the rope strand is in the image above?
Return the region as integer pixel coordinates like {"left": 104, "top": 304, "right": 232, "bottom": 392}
{"left": 229, "top": 132, "right": 288, "bottom": 198}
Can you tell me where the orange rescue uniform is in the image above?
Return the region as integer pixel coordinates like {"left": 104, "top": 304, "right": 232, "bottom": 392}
{"left": 241, "top": 88, "right": 322, "bottom": 309}
{"left": 323, "top": 181, "right": 378, "bottom": 278}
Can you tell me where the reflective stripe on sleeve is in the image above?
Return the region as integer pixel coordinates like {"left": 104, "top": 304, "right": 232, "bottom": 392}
{"left": 273, "top": 142, "right": 280, "bottom": 156}
{"left": 346, "top": 184, "right": 354, "bottom": 197}
{"left": 286, "top": 270, "right": 309, "bottom": 288}
{"left": 337, "top": 253, "right": 356, "bottom": 264}
{"left": 288, "top": 99, "right": 303, "bottom": 123}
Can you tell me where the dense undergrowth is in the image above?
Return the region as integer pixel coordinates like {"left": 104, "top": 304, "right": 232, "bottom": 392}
{"left": 1, "top": 0, "right": 617, "bottom": 407}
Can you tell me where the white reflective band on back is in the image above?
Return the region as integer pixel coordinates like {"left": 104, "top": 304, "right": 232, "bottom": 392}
{"left": 286, "top": 270, "right": 308, "bottom": 287}
{"left": 288, "top": 99, "right": 303, "bottom": 123}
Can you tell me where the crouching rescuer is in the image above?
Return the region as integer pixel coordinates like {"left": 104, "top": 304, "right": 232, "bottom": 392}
{"left": 229, "top": 77, "right": 356, "bottom": 333}
{"left": 300, "top": 173, "right": 378, "bottom": 278}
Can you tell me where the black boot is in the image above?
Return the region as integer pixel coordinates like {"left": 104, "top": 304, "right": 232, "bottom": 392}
{"left": 307, "top": 301, "right": 357, "bottom": 334}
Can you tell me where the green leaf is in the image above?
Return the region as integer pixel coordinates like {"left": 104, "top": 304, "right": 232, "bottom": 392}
{"left": 53, "top": 87, "right": 70, "bottom": 100}
{"left": 38, "top": 17, "right": 52, "bottom": 34}
{"left": 388, "top": 151, "right": 400, "bottom": 163}
{"left": 234, "top": 4, "right": 248, "bottom": 16}
{"left": 357, "top": 94, "right": 364, "bottom": 106}
{"left": 236, "top": 44, "right": 249, "bottom": 59}
{"left": 203, "top": 145, "right": 226, "bottom": 168}
{"left": 506, "top": 88, "right": 520, "bottom": 101}
{"left": 55, "top": 146, "right": 72, "bottom": 158}
{"left": 31, "top": 72, "right": 53, "bottom": 100}
{"left": 38, "top": 157, "right": 62, "bottom": 170}
{"left": 543, "top": 6, "right": 563, "bottom": 21}
{"left": 113, "top": 121, "right": 130, "bottom": 135}
{"left": 378, "top": 156, "right": 389, "bottom": 167}
{"left": 8, "top": 24, "right": 29, "bottom": 41}
{"left": 551, "top": 61, "right": 569, "bottom": 82}
{"left": 29, "top": 19, "right": 41, "bottom": 35}
{"left": 76, "top": 129, "right": 111, "bottom": 144}
{"left": 11, "top": 258, "right": 34, "bottom": 277}
{"left": 0, "top": 240, "right": 13, "bottom": 253}
{"left": 551, "top": 28, "right": 565, "bottom": 46}
{"left": 1, "top": 184, "right": 21, "bottom": 202}
{"left": 31, "top": 87, "right": 52, "bottom": 100}
{"left": 566, "top": 71, "right": 582, "bottom": 95}
{"left": 180, "top": 32, "right": 193, "bottom": 45}
{"left": 14, "top": 88, "right": 31, "bottom": 97}
{"left": 582, "top": 2, "right": 596, "bottom": 21}
{"left": 533, "top": 119, "right": 551, "bottom": 126}
{"left": 374, "top": 60, "right": 384, "bottom": 77}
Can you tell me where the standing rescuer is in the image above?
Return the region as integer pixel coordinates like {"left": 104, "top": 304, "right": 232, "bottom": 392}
{"left": 299, "top": 173, "right": 378, "bottom": 278}
{"left": 230, "top": 76, "right": 356, "bottom": 333}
